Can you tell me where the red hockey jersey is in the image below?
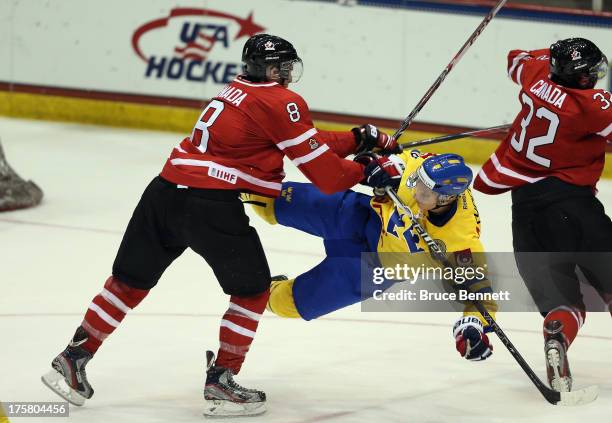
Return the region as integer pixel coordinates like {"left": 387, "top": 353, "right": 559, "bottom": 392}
{"left": 160, "top": 76, "right": 363, "bottom": 197}
{"left": 474, "top": 48, "right": 612, "bottom": 195}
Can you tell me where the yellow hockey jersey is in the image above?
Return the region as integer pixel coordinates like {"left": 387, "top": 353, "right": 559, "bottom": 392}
{"left": 370, "top": 150, "right": 496, "bottom": 321}
{"left": 372, "top": 150, "right": 482, "bottom": 256}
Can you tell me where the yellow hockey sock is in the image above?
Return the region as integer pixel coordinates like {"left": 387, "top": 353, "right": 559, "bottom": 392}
{"left": 267, "top": 278, "right": 301, "bottom": 318}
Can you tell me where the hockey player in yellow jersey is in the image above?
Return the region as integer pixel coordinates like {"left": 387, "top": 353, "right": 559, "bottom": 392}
{"left": 244, "top": 150, "right": 497, "bottom": 361}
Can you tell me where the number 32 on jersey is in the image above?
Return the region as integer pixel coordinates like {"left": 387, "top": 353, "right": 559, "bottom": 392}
{"left": 510, "top": 93, "right": 559, "bottom": 168}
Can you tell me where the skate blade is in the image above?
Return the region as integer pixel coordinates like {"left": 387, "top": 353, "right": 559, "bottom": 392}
{"left": 41, "top": 368, "right": 86, "bottom": 407}
{"left": 547, "top": 349, "right": 571, "bottom": 392}
{"left": 203, "top": 399, "right": 266, "bottom": 418}
{"left": 551, "top": 377, "right": 572, "bottom": 393}
{"left": 558, "top": 385, "right": 599, "bottom": 406}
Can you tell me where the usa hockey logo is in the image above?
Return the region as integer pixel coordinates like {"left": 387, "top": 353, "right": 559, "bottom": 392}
{"left": 132, "top": 8, "right": 266, "bottom": 85}
{"left": 570, "top": 50, "right": 582, "bottom": 61}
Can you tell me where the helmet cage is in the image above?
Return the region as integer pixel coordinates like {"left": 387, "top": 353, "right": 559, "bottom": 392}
{"left": 244, "top": 52, "right": 303, "bottom": 84}
{"left": 591, "top": 54, "right": 608, "bottom": 81}
{"left": 407, "top": 168, "right": 458, "bottom": 207}
{"left": 405, "top": 154, "right": 472, "bottom": 207}
{"left": 279, "top": 58, "right": 303, "bottom": 83}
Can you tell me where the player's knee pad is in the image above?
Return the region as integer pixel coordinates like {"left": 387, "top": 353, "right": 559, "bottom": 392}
{"left": 240, "top": 192, "right": 277, "bottom": 225}
{"left": 267, "top": 278, "right": 302, "bottom": 318}
{"left": 104, "top": 276, "right": 150, "bottom": 309}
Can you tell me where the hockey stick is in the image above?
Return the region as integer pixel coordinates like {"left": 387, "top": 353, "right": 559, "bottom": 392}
{"left": 393, "top": 0, "right": 508, "bottom": 141}
{"left": 399, "top": 124, "right": 511, "bottom": 150}
{"left": 384, "top": 186, "right": 599, "bottom": 406}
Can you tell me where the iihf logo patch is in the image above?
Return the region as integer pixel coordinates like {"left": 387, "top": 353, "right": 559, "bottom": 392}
{"left": 308, "top": 139, "right": 319, "bottom": 150}
{"left": 571, "top": 50, "right": 582, "bottom": 61}
{"left": 264, "top": 41, "right": 275, "bottom": 51}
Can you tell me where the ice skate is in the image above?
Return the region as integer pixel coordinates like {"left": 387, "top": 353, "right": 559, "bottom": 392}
{"left": 203, "top": 350, "right": 266, "bottom": 417}
{"left": 544, "top": 320, "right": 572, "bottom": 392}
{"left": 41, "top": 326, "right": 94, "bottom": 406}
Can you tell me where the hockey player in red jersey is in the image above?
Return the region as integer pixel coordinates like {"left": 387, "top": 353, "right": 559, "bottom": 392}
{"left": 41, "top": 33, "right": 397, "bottom": 417}
{"left": 474, "top": 38, "right": 612, "bottom": 393}
{"left": 160, "top": 34, "right": 395, "bottom": 196}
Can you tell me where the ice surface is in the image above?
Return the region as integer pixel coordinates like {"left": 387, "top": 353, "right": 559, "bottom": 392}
{"left": 0, "top": 117, "right": 610, "bottom": 422}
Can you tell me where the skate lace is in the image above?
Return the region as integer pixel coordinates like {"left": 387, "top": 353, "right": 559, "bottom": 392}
{"left": 227, "top": 372, "right": 260, "bottom": 394}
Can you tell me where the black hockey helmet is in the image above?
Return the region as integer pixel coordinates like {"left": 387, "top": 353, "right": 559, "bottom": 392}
{"left": 241, "top": 34, "right": 303, "bottom": 84}
{"left": 550, "top": 38, "right": 608, "bottom": 89}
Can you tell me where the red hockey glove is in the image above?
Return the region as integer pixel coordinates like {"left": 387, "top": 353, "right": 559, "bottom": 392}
{"left": 353, "top": 124, "right": 400, "bottom": 154}
{"left": 355, "top": 152, "right": 404, "bottom": 196}
{"left": 453, "top": 316, "right": 493, "bottom": 361}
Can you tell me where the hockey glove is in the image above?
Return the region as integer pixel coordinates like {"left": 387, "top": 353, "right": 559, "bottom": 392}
{"left": 355, "top": 152, "right": 403, "bottom": 196}
{"left": 353, "top": 124, "right": 399, "bottom": 154}
{"left": 453, "top": 316, "right": 493, "bottom": 361}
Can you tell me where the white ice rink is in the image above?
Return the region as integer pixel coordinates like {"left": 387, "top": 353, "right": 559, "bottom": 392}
{"left": 0, "top": 116, "right": 610, "bottom": 422}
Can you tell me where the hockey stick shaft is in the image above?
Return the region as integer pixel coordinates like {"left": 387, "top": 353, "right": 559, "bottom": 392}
{"left": 383, "top": 186, "right": 561, "bottom": 404}
{"left": 392, "top": 0, "right": 509, "bottom": 141}
{"left": 399, "top": 124, "right": 511, "bottom": 150}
